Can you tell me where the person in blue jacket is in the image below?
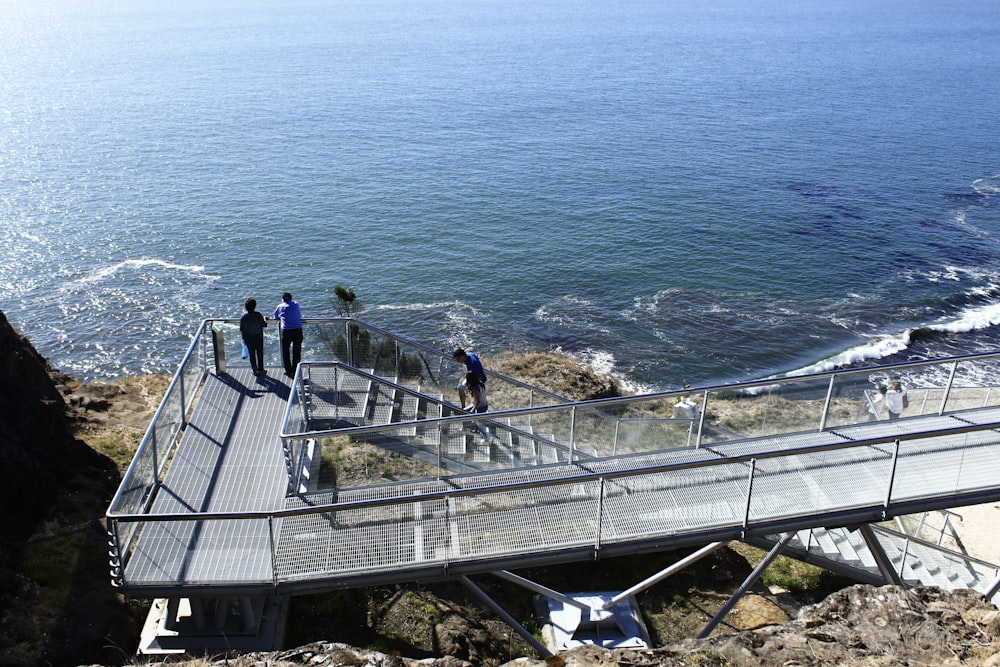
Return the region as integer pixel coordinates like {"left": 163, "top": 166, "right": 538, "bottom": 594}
{"left": 273, "top": 292, "right": 303, "bottom": 377}
{"left": 453, "top": 348, "right": 486, "bottom": 408}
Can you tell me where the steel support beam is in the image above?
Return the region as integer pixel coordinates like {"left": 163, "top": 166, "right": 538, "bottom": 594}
{"left": 859, "top": 523, "right": 905, "bottom": 586}
{"left": 697, "top": 532, "right": 794, "bottom": 639}
{"left": 601, "top": 542, "right": 730, "bottom": 610}
{"left": 460, "top": 575, "right": 552, "bottom": 658}
{"left": 491, "top": 570, "right": 590, "bottom": 611}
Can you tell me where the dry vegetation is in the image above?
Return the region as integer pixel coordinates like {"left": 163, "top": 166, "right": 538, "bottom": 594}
{"left": 70, "top": 373, "right": 172, "bottom": 469}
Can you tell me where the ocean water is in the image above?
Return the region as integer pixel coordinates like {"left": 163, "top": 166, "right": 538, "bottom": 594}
{"left": 2, "top": 0, "right": 1000, "bottom": 390}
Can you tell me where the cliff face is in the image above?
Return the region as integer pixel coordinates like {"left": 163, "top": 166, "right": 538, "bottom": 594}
{"left": 0, "top": 310, "right": 136, "bottom": 666}
{"left": 0, "top": 310, "right": 120, "bottom": 541}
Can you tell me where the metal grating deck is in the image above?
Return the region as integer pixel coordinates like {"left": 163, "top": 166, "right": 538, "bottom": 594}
{"left": 118, "top": 372, "right": 1000, "bottom": 596}
{"left": 123, "top": 368, "right": 290, "bottom": 588}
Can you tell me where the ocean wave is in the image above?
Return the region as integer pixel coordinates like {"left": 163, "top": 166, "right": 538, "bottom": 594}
{"left": 928, "top": 300, "right": 1000, "bottom": 333}
{"left": 373, "top": 300, "right": 483, "bottom": 314}
{"left": 785, "top": 300, "right": 1000, "bottom": 377}
{"left": 972, "top": 175, "right": 1000, "bottom": 196}
{"left": 69, "top": 258, "right": 221, "bottom": 286}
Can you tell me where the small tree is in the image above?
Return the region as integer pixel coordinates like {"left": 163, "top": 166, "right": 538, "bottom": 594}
{"left": 333, "top": 286, "right": 362, "bottom": 318}
{"left": 331, "top": 286, "right": 367, "bottom": 366}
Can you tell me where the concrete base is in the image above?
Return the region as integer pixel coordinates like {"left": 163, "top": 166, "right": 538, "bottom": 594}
{"left": 537, "top": 591, "right": 650, "bottom": 651}
{"left": 138, "top": 595, "right": 288, "bottom": 655}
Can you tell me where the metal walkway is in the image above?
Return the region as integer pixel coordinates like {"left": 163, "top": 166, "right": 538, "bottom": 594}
{"left": 123, "top": 368, "right": 290, "bottom": 590}
{"left": 107, "top": 319, "right": 1000, "bottom": 651}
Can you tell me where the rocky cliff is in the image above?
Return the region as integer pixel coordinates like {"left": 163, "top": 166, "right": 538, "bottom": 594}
{"left": 158, "top": 585, "right": 1000, "bottom": 667}
{"left": 0, "top": 310, "right": 138, "bottom": 666}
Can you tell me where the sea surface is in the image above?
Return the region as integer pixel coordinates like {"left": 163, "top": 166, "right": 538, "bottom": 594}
{"left": 2, "top": 0, "right": 1000, "bottom": 390}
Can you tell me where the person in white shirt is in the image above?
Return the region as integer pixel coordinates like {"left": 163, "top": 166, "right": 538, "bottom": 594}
{"left": 885, "top": 380, "right": 908, "bottom": 420}
{"left": 863, "top": 384, "right": 887, "bottom": 421}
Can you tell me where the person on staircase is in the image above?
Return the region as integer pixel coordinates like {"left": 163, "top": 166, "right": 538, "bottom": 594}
{"left": 453, "top": 348, "right": 487, "bottom": 409}
{"left": 885, "top": 380, "right": 909, "bottom": 420}
{"left": 464, "top": 371, "right": 492, "bottom": 441}
{"left": 862, "top": 384, "right": 887, "bottom": 421}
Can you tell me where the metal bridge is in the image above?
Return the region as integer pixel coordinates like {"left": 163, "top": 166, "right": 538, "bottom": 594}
{"left": 106, "top": 318, "right": 1000, "bottom": 654}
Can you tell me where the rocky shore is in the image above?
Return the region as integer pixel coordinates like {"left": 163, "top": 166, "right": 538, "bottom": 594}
{"left": 3, "top": 309, "right": 1000, "bottom": 667}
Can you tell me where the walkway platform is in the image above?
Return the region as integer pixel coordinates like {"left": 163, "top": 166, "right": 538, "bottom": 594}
{"left": 106, "top": 319, "right": 1000, "bottom": 654}
{"left": 124, "top": 368, "right": 290, "bottom": 592}
{"left": 117, "top": 370, "right": 1000, "bottom": 597}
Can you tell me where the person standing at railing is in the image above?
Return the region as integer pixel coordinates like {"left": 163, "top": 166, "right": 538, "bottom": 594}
{"left": 885, "top": 380, "right": 909, "bottom": 419}
{"left": 239, "top": 297, "right": 268, "bottom": 377}
{"left": 273, "top": 292, "right": 303, "bottom": 377}
{"left": 862, "top": 384, "right": 887, "bottom": 421}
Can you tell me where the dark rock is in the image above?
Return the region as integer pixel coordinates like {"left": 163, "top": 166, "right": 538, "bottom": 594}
{"left": 0, "top": 310, "right": 134, "bottom": 666}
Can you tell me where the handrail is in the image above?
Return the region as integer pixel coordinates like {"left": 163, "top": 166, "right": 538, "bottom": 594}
{"left": 872, "top": 524, "right": 1000, "bottom": 574}
{"left": 108, "top": 410, "right": 1000, "bottom": 522}
{"left": 106, "top": 318, "right": 209, "bottom": 513}
{"left": 279, "top": 350, "right": 1000, "bottom": 462}
{"left": 297, "top": 363, "right": 573, "bottom": 454}
{"left": 206, "top": 315, "right": 570, "bottom": 403}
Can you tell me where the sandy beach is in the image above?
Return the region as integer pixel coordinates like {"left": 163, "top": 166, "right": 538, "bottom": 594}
{"left": 950, "top": 502, "right": 1000, "bottom": 565}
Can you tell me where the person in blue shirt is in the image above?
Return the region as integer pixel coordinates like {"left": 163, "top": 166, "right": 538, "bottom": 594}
{"left": 453, "top": 348, "right": 486, "bottom": 408}
{"left": 273, "top": 292, "right": 303, "bottom": 377}
{"left": 239, "top": 297, "right": 268, "bottom": 377}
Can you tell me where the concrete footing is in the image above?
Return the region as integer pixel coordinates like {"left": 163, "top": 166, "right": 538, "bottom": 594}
{"left": 138, "top": 595, "right": 287, "bottom": 655}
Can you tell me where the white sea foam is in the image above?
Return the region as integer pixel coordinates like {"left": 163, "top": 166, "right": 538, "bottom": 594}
{"left": 374, "top": 300, "right": 482, "bottom": 314}
{"left": 534, "top": 295, "right": 597, "bottom": 326}
{"left": 70, "top": 258, "right": 220, "bottom": 286}
{"left": 785, "top": 298, "right": 1000, "bottom": 378}
{"left": 928, "top": 301, "right": 1000, "bottom": 333}
{"left": 551, "top": 345, "right": 652, "bottom": 394}
{"left": 972, "top": 175, "right": 1000, "bottom": 195}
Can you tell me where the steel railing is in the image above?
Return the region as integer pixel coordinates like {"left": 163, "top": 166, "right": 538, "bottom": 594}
{"left": 108, "top": 399, "right": 1000, "bottom": 593}
{"left": 106, "top": 320, "right": 1000, "bottom": 594}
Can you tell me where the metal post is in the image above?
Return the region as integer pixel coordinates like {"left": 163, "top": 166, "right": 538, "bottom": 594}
{"left": 569, "top": 406, "right": 577, "bottom": 463}
{"left": 983, "top": 573, "right": 1000, "bottom": 602}
{"left": 436, "top": 421, "right": 443, "bottom": 480}
{"left": 594, "top": 478, "right": 605, "bottom": 554}
{"left": 743, "top": 458, "right": 757, "bottom": 532}
{"left": 210, "top": 321, "right": 227, "bottom": 375}
{"left": 859, "top": 524, "right": 904, "bottom": 586}
{"left": 345, "top": 320, "right": 353, "bottom": 366}
{"left": 697, "top": 532, "right": 794, "bottom": 639}
{"left": 460, "top": 576, "right": 552, "bottom": 657}
{"left": 883, "top": 439, "right": 901, "bottom": 517}
{"left": 612, "top": 419, "right": 620, "bottom": 456}
{"left": 819, "top": 375, "right": 836, "bottom": 432}
{"left": 268, "top": 515, "right": 279, "bottom": 592}
{"left": 898, "top": 537, "right": 912, "bottom": 579}
{"left": 492, "top": 571, "right": 590, "bottom": 611}
{"left": 695, "top": 391, "right": 708, "bottom": 448}
{"left": 940, "top": 360, "right": 958, "bottom": 415}
{"left": 179, "top": 359, "right": 188, "bottom": 428}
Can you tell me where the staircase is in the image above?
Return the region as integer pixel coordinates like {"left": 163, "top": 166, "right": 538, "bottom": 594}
{"left": 299, "top": 363, "right": 1000, "bottom": 602}
{"left": 300, "top": 365, "right": 579, "bottom": 474}
{"left": 753, "top": 519, "right": 1000, "bottom": 603}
